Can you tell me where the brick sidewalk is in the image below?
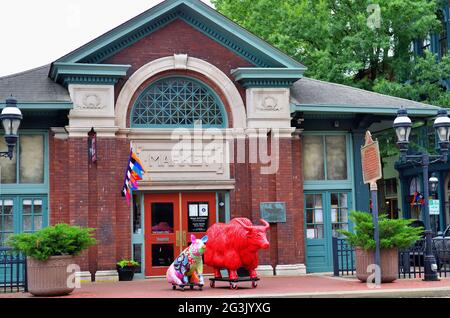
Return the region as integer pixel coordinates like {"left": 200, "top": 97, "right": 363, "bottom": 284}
{"left": 2, "top": 274, "right": 450, "bottom": 298}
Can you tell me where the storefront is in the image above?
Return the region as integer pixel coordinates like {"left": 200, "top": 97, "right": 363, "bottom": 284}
{"left": 0, "top": 0, "right": 442, "bottom": 278}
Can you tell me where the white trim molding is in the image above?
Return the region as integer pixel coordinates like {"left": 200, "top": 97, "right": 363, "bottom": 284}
{"left": 115, "top": 55, "right": 247, "bottom": 130}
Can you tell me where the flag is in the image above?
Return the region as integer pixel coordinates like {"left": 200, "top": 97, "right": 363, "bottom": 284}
{"left": 122, "top": 148, "right": 146, "bottom": 205}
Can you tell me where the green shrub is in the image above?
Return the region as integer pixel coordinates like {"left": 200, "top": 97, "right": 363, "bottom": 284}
{"left": 117, "top": 259, "right": 140, "bottom": 268}
{"left": 8, "top": 224, "right": 97, "bottom": 261}
{"left": 339, "top": 211, "right": 423, "bottom": 250}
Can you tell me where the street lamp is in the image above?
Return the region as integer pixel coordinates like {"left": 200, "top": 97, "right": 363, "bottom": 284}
{"left": 429, "top": 174, "right": 439, "bottom": 196}
{"left": 0, "top": 97, "right": 22, "bottom": 160}
{"left": 393, "top": 107, "right": 450, "bottom": 281}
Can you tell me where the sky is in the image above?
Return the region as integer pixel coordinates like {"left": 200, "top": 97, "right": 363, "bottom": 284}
{"left": 0, "top": 0, "right": 213, "bottom": 77}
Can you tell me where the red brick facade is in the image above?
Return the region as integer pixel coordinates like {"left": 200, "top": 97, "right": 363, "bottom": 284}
{"left": 49, "top": 18, "right": 305, "bottom": 275}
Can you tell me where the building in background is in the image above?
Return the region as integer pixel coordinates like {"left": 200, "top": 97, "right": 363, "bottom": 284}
{"left": 0, "top": 0, "right": 440, "bottom": 277}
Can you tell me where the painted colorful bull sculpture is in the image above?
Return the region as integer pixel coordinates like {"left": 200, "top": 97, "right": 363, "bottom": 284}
{"left": 204, "top": 218, "right": 270, "bottom": 280}
{"left": 166, "top": 234, "right": 208, "bottom": 287}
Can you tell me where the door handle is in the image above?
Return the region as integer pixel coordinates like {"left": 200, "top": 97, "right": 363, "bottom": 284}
{"left": 182, "top": 231, "right": 187, "bottom": 246}
{"left": 176, "top": 231, "right": 181, "bottom": 247}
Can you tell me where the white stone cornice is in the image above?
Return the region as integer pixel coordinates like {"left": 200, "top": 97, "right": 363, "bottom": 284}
{"left": 50, "top": 127, "right": 69, "bottom": 140}
{"left": 116, "top": 127, "right": 296, "bottom": 140}
{"left": 65, "top": 127, "right": 91, "bottom": 138}
{"left": 65, "top": 126, "right": 119, "bottom": 138}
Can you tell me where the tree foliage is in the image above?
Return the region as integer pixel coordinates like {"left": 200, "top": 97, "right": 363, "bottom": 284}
{"left": 213, "top": 0, "right": 450, "bottom": 106}
{"left": 8, "top": 224, "right": 97, "bottom": 261}
{"left": 339, "top": 211, "right": 423, "bottom": 250}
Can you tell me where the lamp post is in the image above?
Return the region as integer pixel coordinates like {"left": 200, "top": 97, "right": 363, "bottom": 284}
{"left": 0, "top": 97, "right": 22, "bottom": 160}
{"left": 393, "top": 108, "right": 450, "bottom": 281}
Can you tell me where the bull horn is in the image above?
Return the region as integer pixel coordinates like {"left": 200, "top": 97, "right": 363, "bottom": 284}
{"left": 260, "top": 219, "right": 270, "bottom": 230}
{"left": 234, "top": 219, "right": 253, "bottom": 230}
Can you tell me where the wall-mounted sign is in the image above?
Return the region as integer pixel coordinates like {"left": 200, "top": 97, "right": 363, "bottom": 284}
{"left": 188, "top": 202, "right": 209, "bottom": 232}
{"left": 429, "top": 199, "right": 440, "bottom": 215}
{"left": 260, "top": 202, "right": 286, "bottom": 223}
{"left": 361, "top": 131, "right": 382, "bottom": 185}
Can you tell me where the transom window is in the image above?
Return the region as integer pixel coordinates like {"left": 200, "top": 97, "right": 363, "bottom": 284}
{"left": 303, "top": 135, "right": 348, "bottom": 181}
{"left": 131, "top": 77, "right": 226, "bottom": 128}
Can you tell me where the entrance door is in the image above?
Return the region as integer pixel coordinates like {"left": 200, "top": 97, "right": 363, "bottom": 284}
{"left": 305, "top": 191, "right": 351, "bottom": 273}
{"left": 144, "top": 192, "right": 216, "bottom": 277}
{"left": 144, "top": 193, "right": 180, "bottom": 276}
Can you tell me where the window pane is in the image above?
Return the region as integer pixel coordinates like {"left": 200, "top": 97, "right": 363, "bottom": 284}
{"left": 20, "top": 135, "right": 44, "bottom": 183}
{"left": 303, "top": 136, "right": 325, "bottom": 180}
{"left": 340, "top": 193, "right": 348, "bottom": 208}
{"left": 152, "top": 244, "right": 174, "bottom": 266}
{"left": 326, "top": 135, "right": 347, "bottom": 180}
{"left": 23, "top": 215, "right": 32, "bottom": 232}
{"left": 133, "top": 244, "right": 143, "bottom": 274}
{"left": 0, "top": 137, "right": 16, "bottom": 183}
{"left": 34, "top": 215, "right": 43, "bottom": 231}
{"left": 23, "top": 200, "right": 32, "bottom": 214}
{"left": 34, "top": 200, "right": 43, "bottom": 214}
{"left": 151, "top": 203, "right": 174, "bottom": 234}
{"left": 305, "top": 194, "right": 314, "bottom": 209}
{"left": 314, "top": 194, "right": 323, "bottom": 208}
{"left": 133, "top": 195, "right": 142, "bottom": 234}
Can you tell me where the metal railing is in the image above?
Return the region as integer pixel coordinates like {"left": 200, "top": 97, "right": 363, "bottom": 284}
{"left": 332, "top": 237, "right": 450, "bottom": 279}
{"left": 332, "top": 237, "right": 355, "bottom": 276}
{"left": 0, "top": 247, "right": 27, "bottom": 293}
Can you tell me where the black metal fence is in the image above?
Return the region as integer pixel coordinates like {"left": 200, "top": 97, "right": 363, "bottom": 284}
{"left": 332, "top": 237, "right": 355, "bottom": 276}
{"left": 332, "top": 237, "right": 450, "bottom": 279}
{"left": 0, "top": 247, "right": 27, "bottom": 293}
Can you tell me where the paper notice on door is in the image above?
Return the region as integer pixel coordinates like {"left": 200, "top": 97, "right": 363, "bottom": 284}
{"left": 199, "top": 204, "right": 209, "bottom": 217}
{"left": 307, "top": 228, "right": 316, "bottom": 239}
{"left": 315, "top": 209, "right": 323, "bottom": 223}
{"left": 189, "top": 204, "right": 199, "bottom": 217}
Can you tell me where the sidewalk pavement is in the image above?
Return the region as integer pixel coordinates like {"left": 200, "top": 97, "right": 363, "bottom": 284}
{"left": 1, "top": 274, "right": 450, "bottom": 298}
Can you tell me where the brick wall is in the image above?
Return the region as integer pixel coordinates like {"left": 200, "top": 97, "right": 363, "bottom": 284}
{"left": 49, "top": 133, "right": 132, "bottom": 273}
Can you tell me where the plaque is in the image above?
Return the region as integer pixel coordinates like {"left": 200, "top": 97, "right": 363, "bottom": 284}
{"left": 260, "top": 202, "right": 286, "bottom": 223}
{"left": 361, "top": 131, "right": 382, "bottom": 185}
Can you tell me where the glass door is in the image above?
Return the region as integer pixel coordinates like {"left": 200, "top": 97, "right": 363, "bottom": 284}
{"left": 144, "top": 193, "right": 180, "bottom": 276}
{"left": 305, "top": 191, "right": 351, "bottom": 273}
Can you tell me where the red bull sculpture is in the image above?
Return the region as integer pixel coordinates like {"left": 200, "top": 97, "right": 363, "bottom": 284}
{"left": 204, "top": 218, "right": 270, "bottom": 281}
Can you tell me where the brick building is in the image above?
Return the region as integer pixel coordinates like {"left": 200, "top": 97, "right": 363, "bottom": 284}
{"left": 0, "top": 0, "right": 440, "bottom": 280}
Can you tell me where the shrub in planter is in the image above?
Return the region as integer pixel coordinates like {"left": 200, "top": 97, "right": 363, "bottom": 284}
{"left": 116, "top": 259, "right": 140, "bottom": 281}
{"left": 339, "top": 211, "right": 423, "bottom": 283}
{"left": 8, "top": 224, "right": 96, "bottom": 296}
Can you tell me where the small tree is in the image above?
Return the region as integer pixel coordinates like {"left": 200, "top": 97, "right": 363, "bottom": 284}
{"left": 8, "top": 224, "right": 97, "bottom": 261}
{"left": 339, "top": 211, "right": 423, "bottom": 250}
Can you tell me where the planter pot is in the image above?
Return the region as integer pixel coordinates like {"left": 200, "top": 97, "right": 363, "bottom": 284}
{"left": 27, "top": 256, "right": 76, "bottom": 297}
{"left": 117, "top": 266, "right": 135, "bottom": 281}
{"left": 355, "top": 248, "right": 398, "bottom": 283}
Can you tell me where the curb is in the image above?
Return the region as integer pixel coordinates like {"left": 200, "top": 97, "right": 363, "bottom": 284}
{"left": 199, "top": 287, "right": 450, "bottom": 298}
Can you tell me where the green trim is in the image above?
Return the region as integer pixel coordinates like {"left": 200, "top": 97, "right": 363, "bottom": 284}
{"left": 131, "top": 193, "right": 145, "bottom": 279}
{"left": 232, "top": 67, "right": 304, "bottom": 88}
{"left": 50, "top": 62, "right": 131, "bottom": 87}
{"left": 54, "top": 0, "right": 305, "bottom": 70}
{"left": 0, "top": 102, "right": 73, "bottom": 110}
{"left": 292, "top": 104, "right": 440, "bottom": 116}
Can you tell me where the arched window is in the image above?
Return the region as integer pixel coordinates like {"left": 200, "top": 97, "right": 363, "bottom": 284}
{"left": 131, "top": 77, "right": 227, "bottom": 128}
